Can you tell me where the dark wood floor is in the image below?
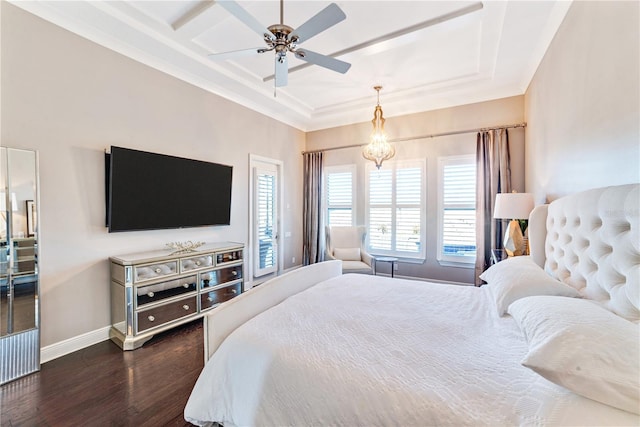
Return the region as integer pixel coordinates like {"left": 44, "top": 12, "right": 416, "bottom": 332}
{"left": 1, "top": 319, "right": 204, "bottom": 426}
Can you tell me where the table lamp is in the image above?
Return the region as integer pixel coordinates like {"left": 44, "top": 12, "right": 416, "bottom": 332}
{"left": 493, "top": 191, "right": 534, "bottom": 256}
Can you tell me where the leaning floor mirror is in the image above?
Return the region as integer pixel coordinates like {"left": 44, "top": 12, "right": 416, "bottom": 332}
{"left": 0, "top": 147, "right": 40, "bottom": 384}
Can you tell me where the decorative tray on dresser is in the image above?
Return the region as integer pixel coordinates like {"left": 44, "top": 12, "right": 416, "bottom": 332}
{"left": 109, "top": 242, "right": 244, "bottom": 350}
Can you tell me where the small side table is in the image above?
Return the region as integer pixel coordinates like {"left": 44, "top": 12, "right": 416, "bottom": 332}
{"left": 375, "top": 257, "right": 399, "bottom": 278}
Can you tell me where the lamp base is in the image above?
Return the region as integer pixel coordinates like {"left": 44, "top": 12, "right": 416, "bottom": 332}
{"left": 503, "top": 219, "right": 524, "bottom": 256}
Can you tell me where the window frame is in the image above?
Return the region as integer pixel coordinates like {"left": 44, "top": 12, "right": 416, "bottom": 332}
{"left": 437, "top": 154, "right": 476, "bottom": 267}
{"left": 365, "top": 159, "right": 426, "bottom": 261}
{"left": 324, "top": 164, "right": 356, "bottom": 227}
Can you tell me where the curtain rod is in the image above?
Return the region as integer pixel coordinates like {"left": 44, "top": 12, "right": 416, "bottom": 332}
{"left": 302, "top": 122, "right": 527, "bottom": 155}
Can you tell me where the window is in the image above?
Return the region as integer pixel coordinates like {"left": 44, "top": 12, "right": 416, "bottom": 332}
{"left": 325, "top": 165, "right": 355, "bottom": 226}
{"left": 366, "top": 160, "right": 425, "bottom": 259}
{"left": 438, "top": 155, "right": 476, "bottom": 264}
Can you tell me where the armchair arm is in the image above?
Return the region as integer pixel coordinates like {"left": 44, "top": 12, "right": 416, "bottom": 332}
{"left": 361, "top": 251, "right": 374, "bottom": 267}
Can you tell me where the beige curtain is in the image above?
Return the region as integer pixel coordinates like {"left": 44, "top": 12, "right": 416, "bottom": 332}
{"left": 475, "top": 129, "right": 511, "bottom": 285}
{"left": 303, "top": 152, "right": 324, "bottom": 265}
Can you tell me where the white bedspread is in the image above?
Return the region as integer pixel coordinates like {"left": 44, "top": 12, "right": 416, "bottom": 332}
{"left": 185, "top": 274, "right": 639, "bottom": 426}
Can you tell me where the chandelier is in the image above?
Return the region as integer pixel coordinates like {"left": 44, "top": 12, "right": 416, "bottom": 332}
{"left": 362, "top": 86, "right": 395, "bottom": 169}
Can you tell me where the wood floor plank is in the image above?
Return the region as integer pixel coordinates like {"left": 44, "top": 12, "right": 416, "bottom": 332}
{"left": 1, "top": 319, "right": 204, "bottom": 426}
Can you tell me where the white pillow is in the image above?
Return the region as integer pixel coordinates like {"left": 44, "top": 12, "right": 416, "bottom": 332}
{"left": 333, "top": 247, "right": 361, "bottom": 261}
{"left": 479, "top": 256, "right": 581, "bottom": 315}
{"left": 508, "top": 296, "right": 640, "bottom": 414}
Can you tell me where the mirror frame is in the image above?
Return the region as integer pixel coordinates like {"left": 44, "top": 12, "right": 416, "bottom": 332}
{"left": 0, "top": 147, "right": 41, "bottom": 385}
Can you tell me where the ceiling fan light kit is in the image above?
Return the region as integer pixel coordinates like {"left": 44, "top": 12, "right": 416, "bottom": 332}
{"left": 212, "top": 0, "right": 351, "bottom": 88}
{"left": 363, "top": 86, "right": 395, "bottom": 170}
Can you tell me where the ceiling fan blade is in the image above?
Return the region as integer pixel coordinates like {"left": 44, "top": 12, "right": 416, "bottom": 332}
{"left": 294, "top": 49, "right": 351, "bottom": 74}
{"left": 265, "top": 1, "right": 483, "bottom": 82}
{"left": 275, "top": 56, "right": 288, "bottom": 87}
{"left": 289, "top": 3, "right": 346, "bottom": 43}
{"left": 217, "top": 0, "right": 275, "bottom": 40}
{"left": 208, "top": 47, "right": 265, "bottom": 61}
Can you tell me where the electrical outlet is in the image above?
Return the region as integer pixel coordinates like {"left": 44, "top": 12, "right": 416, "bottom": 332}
{"left": 292, "top": 257, "right": 295, "bottom": 264}
{"left": 394, "top": 263, "right": 398, "bottom": 271}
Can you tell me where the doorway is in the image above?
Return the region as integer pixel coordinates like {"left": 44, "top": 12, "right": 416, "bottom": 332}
{"left": 248, "top": 155, "right": 283, "bottom": 286}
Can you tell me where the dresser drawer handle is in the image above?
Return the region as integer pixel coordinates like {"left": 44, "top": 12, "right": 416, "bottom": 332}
{"left": 230, "top": 289, "right": 237, "bottom": 294}
{"left": 154, "top": 268, "right": 161, "bottom": 274}
{"left": 183, "top": 283, "right": 190, "bottom": 288}
{"left": 147, "top": 291, "right": 155, "bottom": 298}
{"left": 195, "top": 261, "right": 201, "bottom": 266}
{"left": 207, "top": 296, "right": 213, "bottom": 302}
{"left": 232, "top": 271, "right": 238, "bottom": 276}
{"left": 183, "top": 304, "right": 190, "bottom": 311}
{"left": 148, "top": 315, "right": 155, "bottom": 322}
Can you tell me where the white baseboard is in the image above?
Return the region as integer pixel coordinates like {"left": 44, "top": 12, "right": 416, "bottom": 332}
{"left": 41, "top": 326, "right": 111, "bottom": 364}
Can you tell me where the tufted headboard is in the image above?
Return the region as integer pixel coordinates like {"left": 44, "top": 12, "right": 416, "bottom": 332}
{"left": 529, "top": 184, "right": 639, "bottom": 321}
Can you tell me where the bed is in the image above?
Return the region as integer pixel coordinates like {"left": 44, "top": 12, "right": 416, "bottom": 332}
{"left": 184, "top": 184, "right": 639, "bottom": 426}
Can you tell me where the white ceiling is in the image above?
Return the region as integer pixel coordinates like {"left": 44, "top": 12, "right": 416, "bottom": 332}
{"left": 11, "top": 1, "right": 572, "bottom": 132}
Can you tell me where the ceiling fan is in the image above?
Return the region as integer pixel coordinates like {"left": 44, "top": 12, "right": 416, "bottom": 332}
{"left": 210, "top": 0, "right": 351, "bottom": 87}
{"left": 262, "top": 1, "right": 485, "bottom": 83}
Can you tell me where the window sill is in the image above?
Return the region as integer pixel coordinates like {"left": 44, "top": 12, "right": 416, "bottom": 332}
{"left": 437, "top": 259, "right": 475, "bottom": 269}
{"left": 372, "top": 255, "right": 425, "bottom": 264}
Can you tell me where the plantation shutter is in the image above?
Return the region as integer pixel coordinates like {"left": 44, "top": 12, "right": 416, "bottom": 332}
{"left": 368, "top": 169, "right": 392, "bottom": 250}
{"left": 441, "top": 160, "right": 476, "bottom": 261}
{"left": 367, "top": 160, "right": 424, "bottom": 258}
{"left": 255, "top": 168, "right": 277, "bottom": 276}
{"left": 396, "top": 167, "right": 422, "bottom": 253}
{"left": 326, "top": 170, "right": 353, "bottom": 226}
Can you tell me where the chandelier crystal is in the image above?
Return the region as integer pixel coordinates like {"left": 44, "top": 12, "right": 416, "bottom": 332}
{"left": 362, "top": 86, "right": 395, "bottom": 169}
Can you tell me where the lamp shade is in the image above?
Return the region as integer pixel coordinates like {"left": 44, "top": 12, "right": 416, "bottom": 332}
{"left": 0, "top": 192, "right": 18, "bottom": 212}
{"left": 493, "top": 192, "right": 534, "bottom": 220}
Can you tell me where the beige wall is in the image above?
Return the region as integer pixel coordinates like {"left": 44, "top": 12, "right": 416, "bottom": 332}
{"left": 1, "top": 3, "right": 304, "bottom": 348}
{"left": 525, "top": 1, "right": 639, "bottom": 202}
{"left": 307, "top": 96, "right": 525, "bottom": 283}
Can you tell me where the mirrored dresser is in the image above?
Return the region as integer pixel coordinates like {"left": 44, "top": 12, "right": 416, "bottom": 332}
{"left": 109, "top": 242, "right": 244, "bottom": 350}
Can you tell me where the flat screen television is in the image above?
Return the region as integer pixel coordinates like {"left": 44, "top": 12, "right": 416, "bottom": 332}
{"left": 106, "top": 146, "right": 233, "bottom": 232}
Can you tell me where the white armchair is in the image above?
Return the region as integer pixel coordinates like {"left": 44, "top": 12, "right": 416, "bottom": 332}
{"left": 325, "top": 226, "right": 374, "bottom": 274}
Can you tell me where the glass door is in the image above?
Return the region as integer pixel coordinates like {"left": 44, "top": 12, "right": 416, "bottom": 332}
{"left": 253, "top": 165, "right": 278, "bottom": 277}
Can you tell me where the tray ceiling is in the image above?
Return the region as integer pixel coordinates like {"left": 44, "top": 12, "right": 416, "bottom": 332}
{"left": 11, "top": 1, "right": 572, "bottom": 131}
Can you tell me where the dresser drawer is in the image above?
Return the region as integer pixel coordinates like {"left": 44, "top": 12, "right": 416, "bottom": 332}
{"left": 134, "top": 261, "right": 178, "bottom": 283}
{"left": 200, "top": 265, "right": 243, "bottom": 290}
{"left": 136, "top": 296, "right": 197, "bottom": 333}
{"left": 136, "top": 275, "right": 197, "bottom": 307}
{"left": 200, "top": 282, "right": 242, "bottom": 311}
{"left": 181, "top": 255, "right": 214, "bottom": 272}
{"left": 216, "top": 249, "right": 243, "bottom": 265}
